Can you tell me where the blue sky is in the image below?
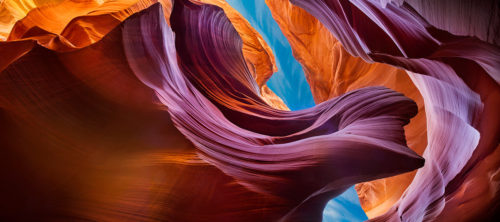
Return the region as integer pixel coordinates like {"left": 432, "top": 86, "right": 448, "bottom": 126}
{"left": 225, "top": 0, "right": 368, "bottom": 221}
{"left": 225, "top": 0, "right": 314, "bottom": 111}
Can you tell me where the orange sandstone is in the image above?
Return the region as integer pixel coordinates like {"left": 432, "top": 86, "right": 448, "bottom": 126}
{"left": 0, "top": 0, "right": 288, "bottom": 110}
{"left": 265, "top": 0, "right": 427, "bottom": 217}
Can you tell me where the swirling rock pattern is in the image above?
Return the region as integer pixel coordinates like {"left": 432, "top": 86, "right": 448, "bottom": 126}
{"left": 263, "top": 0, "right": 427, "bottom": 216}
{"left": 0, "top": 0, "right": 499, "bottom": 221}
{"left": 288, "top": 0, "right": 500, "bottom": 220}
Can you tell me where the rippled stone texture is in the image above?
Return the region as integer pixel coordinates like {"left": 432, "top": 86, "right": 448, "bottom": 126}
{"left": 263, "top": 0, "right": 428, "bottom": 216}
{"left": 2, "top": 0, "right": 172, "bottom": 48}
{"left": 192, "top": 0, "right": 287, "bottom": 110}
{"left": 0, "top": 0, "right": 426, "bottom": 221}
{"left": 289, "top": 0, "right": 500, "bottom": 220}
{"left": 0, "top": 0, "right": 289, "bottom": 109}
{"left": 1, "top": 0, "right": 498, "bottom": 221}
{"left": 384, "top": 0, "right": 500, "bottom": 46}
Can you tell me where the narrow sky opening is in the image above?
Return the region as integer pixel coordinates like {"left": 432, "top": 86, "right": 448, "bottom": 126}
{"left": 225, "top": 0, "right": 315, "bottom": 110}
{"left": 225, "top": 0, "right": 369, "bottom": 221}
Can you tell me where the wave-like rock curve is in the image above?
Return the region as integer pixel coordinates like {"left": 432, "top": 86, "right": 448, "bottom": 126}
{"left": 289, "top": 0, "right": 500, "bottom": 220}
{"left": 0, "top": 1, "right": 427, "bottom": 221}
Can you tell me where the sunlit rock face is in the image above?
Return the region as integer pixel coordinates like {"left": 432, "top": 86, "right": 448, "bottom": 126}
{"left": 263, "top": 0, "right": 427, "bottom": 217}
{"left": 0, "top": 0, "right": 498, "bottom": 221}
{"left": 287, "top": 0, "right": 499, "bottom": 221}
